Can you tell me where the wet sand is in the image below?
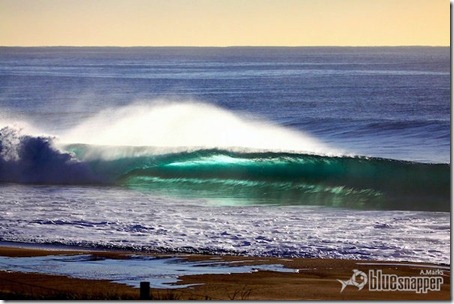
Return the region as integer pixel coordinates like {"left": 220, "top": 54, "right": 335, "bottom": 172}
{"left": 0, "top": 245, "right": 450, "bottom": 300}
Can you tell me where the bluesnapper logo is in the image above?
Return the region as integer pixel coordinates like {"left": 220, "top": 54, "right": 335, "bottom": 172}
{"left": 338, "top": 269, "right": 444, "bottom": 293}
{"left": 337, "top": 269, "right": 368, "bottom": 292}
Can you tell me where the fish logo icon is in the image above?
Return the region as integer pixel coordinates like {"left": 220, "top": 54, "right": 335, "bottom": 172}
{"left": 337, "top": 269, "right": 368, "bottom": 292}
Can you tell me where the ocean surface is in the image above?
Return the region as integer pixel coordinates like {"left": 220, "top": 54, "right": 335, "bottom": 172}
{"left": 0, "top": 47, "right": 450, "bottom": 264}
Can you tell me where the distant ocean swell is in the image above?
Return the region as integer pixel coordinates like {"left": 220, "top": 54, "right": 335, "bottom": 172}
{"left": 0, "top": 127, "right": 449, "bottom": 211}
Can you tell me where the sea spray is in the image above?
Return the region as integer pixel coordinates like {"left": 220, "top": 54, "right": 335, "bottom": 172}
{"left": 60, "top": 101, "right": 342, "bottom": 156}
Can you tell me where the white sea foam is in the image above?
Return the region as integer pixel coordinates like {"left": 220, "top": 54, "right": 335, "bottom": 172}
{"left": 0, "top": 184, "right": 449, "bottom": 264}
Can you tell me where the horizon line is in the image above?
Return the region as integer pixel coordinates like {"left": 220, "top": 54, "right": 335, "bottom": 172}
{"left": 0, "top": 45, "right": 449, "bottom": 48}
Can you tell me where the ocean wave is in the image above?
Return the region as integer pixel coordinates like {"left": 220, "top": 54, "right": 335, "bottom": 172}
{"left": 0, "top": 125, "right": 449, "bottom": 211}
{"left": 106, "top": 148, "right": 449, "bottom": 211}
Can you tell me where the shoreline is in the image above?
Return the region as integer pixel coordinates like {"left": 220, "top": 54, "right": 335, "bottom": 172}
{"left": 0, "top": 243, "right": 450, "bottom": 300}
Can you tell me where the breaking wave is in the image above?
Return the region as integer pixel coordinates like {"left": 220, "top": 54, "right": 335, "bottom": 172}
{"left": 0, "top": 127, "right": 101, "bottom": 184}
{"left": 0, "top": 102, "right": 449, "bottom": 211}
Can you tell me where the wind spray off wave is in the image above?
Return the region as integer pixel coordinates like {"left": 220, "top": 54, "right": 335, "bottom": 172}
{"left": 0, "top": 101, "right": 340, "bottom": 184}
{"left": 60, "top": 102, "right": 340, "bottom": 156}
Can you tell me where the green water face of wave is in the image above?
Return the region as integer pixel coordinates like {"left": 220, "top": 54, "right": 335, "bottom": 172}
{"left": 68, "top": 145, "right": 450, "bottom": 211}
{"left": 124, "top": 175, "right": 385, "bottom": 209}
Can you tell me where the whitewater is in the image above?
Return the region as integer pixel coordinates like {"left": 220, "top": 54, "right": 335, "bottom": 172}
{"left": 0, "top": 47, "right": 450, "bottom": 264}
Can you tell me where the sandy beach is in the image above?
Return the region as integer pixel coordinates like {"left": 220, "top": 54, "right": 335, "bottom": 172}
{"left": 0, "top": 244, "right": 449, "bottom": 300}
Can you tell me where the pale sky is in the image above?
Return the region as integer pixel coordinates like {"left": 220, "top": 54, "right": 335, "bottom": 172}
{"left": 0, "top": 0, "right": 449, "bottom": 46}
